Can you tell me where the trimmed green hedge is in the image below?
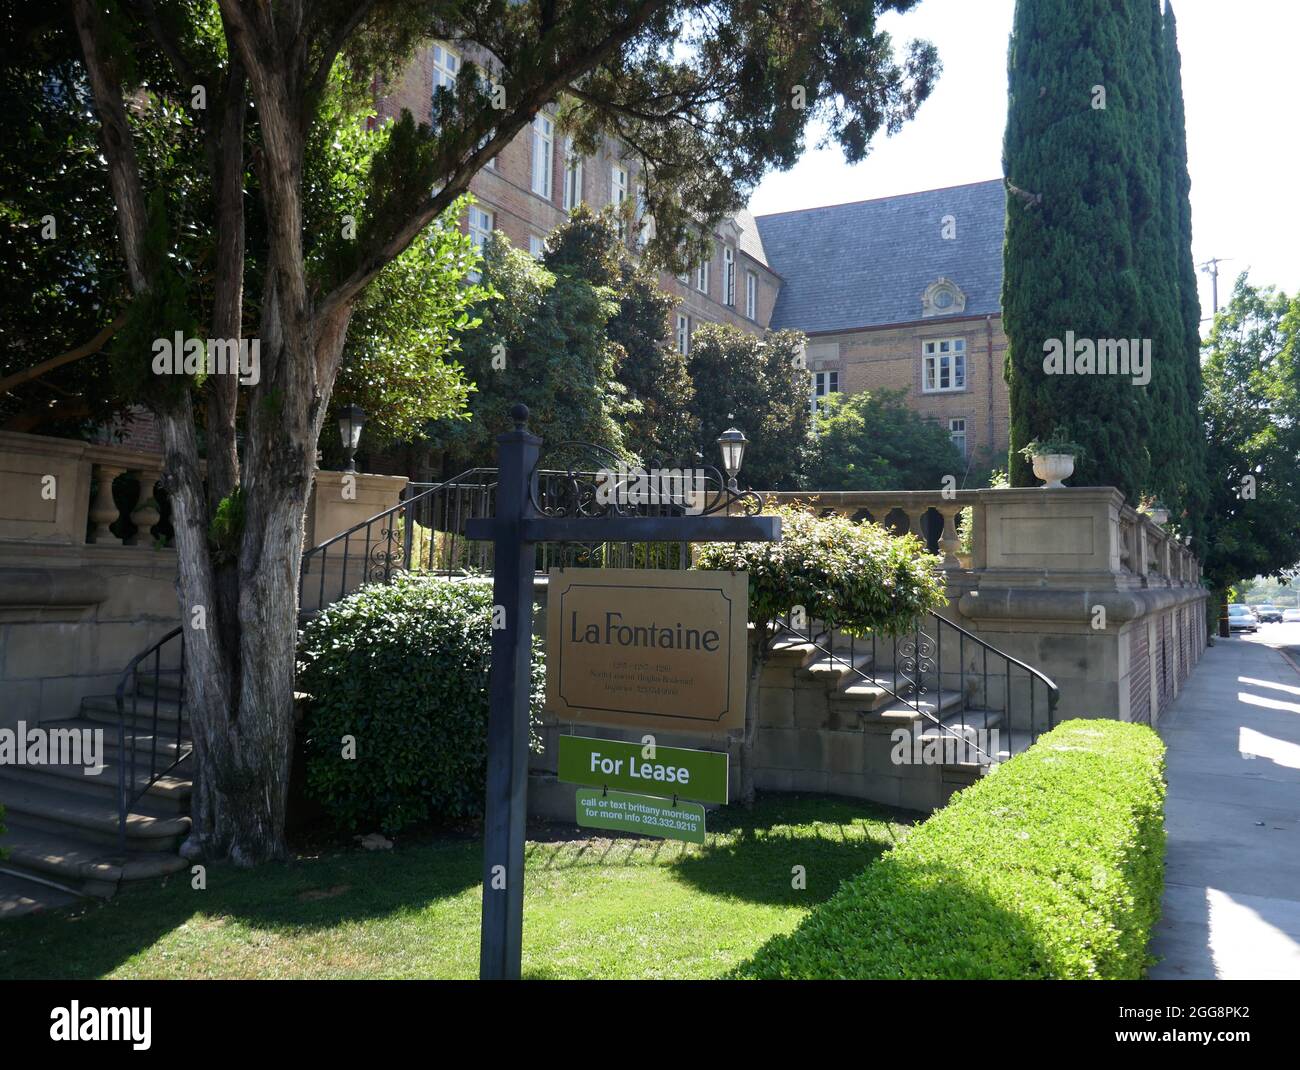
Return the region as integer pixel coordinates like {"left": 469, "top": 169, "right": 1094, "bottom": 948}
{"left": 736, "top": 719, "right": 1166, "bottom": 979}
{"left": 297, "top": 575, "right": 544, "bottom": 834}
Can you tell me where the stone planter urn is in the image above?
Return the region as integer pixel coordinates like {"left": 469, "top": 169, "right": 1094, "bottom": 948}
{"left": 1031, "top": 452, "right": 1075, "bottom": 489}
{"left": 1144, "top": 506, "right": 1170, "bottom": 526}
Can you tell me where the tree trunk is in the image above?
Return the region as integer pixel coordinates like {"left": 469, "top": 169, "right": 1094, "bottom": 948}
{"left": 739, "top": 629, "right": 769, "bottom": 808}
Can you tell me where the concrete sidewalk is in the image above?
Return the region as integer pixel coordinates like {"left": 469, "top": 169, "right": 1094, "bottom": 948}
{"left": 1149, "top": 633, "right": 1300, "bottom": 979}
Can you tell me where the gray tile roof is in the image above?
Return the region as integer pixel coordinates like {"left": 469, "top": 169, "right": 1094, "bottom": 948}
{"left": 755, "top": 179, "right": 1006, "bottom": 333}
{"left": 732, "top": 207, "right": 770, "bottom": 269}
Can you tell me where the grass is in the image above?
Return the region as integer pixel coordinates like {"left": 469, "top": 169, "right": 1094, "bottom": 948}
{"left": 0, "top": 795, "right": 912, "bottom": 980}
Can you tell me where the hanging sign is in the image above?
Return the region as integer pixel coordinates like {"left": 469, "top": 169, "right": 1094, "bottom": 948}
{"left": 557, "top": 734, "right": 729, "bottom": 804}
{"left": 546, "top": 568, "right": 748, "bottom": 733}
{"left": 574, "top": 788, "right": 707, "bottom": 844}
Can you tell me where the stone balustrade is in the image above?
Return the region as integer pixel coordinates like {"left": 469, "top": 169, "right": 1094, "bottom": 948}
{"left": 772, "top": 485, "right": 1201, "bottom": 589}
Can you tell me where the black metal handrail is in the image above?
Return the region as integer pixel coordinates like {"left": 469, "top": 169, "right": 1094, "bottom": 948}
{"left": 115, "top": 626, "right": 189, "bottom": 851}
{"left": 775, "top": 608, "right": 1060, "bottom": 767}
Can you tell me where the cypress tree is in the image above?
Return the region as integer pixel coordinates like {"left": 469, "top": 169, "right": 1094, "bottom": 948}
{"left": 1002, "top": 0, "right": 1199, "bottom": 506}
{"left": 1161, "top": 2, "right": 1208, "bottom": 545}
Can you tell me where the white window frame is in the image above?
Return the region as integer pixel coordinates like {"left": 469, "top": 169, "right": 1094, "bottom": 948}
{"left": 467, "top": 205, "right": 493, "bottom": 281}
{"left": 745, "top": 271, "right": 758, "bottom": 319}
{"left": 611, "top": 164, "right": 629, "bottom": 236}
{"left": 562, "top": 137, "right": 582, "bottom": 211}
{"left": 922, "top": 338, "right": 967, "bottom": 393}
{"left": 948, "top": 417, "right": 968, "bottom": 458}
{"left": 531, "top": 114, "right": 554, "bottom": 199}
{"left": 432, "top": 43, "right": 459, "bottom": 96}
{"left": 528, "top": 235, "right": 545, "bottom": 259}
{"left": 676, "top": 313, "right": 691, "bottom": 356}
{"left": 811, "top": 370, "right": 840, "bottom": 415}
{"left": 723, "top": 247, "right": 735, "bottom": 306}
{"left": 696, "top": 251, "right": 710, "bottom": 295}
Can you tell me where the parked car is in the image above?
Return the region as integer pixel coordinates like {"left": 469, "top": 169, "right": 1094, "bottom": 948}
{"left": 1283, "top": 608, "right": 1300, "bottom": 623}
{"left": 1254, "top": 604, "right": 1284, "bottom": 623}
{"left": 1228, "top": 604, "right": 1258, "bottom": 633}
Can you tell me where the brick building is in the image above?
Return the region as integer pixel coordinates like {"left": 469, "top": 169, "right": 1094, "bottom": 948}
{"left": 754, "top": 179, "right": 1010, "bottom": 473}
{"left": 373, "top": 41, "right": 784, "bottom": 354}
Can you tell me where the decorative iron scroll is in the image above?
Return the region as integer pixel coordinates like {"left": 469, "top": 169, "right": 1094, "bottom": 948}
{"left": 529, "top": 441, "right": 763, "bottom": 520}
{"left": 368, "top": 526, "right": 405, "bottom": 582}
{"left": 898, "top": 630, "right": 936, "bottom": 696}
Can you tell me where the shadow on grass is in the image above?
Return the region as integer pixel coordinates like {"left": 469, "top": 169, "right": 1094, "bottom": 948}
{"left": 0, "top": 838, "right": 482, "bottom": 981}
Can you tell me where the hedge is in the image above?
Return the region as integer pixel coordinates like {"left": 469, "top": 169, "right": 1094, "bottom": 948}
{"left": 736, "top": 719, "right": 1166, "bottom": 979}
{"left": 297, "top": 575, "right": 544, "bottom": 834}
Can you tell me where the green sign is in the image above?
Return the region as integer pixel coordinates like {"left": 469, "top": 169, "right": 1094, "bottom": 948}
{"left": 575, "top": 789, "right": 706, "bottom": 844}
{"left": 558, "top": 734, "right": 729, "bottom": 804}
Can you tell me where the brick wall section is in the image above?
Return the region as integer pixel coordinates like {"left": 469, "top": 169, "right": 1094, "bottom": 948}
{"left": 803, "top": 313, "right": 1012, "bottom": 466}
{"left": 374, "top": 41, "right": 781, "bottom": 342}
{"left": 1158, "top": 612, "right": 1172, "bottom": 715}
{"left": 1129, "top": 625, "right": 1151, "bottom": 725}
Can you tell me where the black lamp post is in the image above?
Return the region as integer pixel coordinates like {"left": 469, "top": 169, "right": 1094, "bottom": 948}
{"left": 338, "top": 405, "right": 366, "bottom": 474}
{"left": 717, "top": 426, "right": 748, "bottom": 493}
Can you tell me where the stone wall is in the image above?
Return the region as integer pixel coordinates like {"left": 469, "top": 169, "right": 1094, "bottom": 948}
{"left": 0, "top": 430, "right": 407, "bottom": 726}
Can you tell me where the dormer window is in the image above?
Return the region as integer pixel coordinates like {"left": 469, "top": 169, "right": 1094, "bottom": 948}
{"left": 922, "top": 278, "right": 967, "bottom": 317}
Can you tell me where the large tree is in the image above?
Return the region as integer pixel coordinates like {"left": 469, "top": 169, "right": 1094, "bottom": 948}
{"left": 544, "top": 205, "right": 698, "bottom": 462}
{"left": 686, "top": 323, "right": 812, "bottom": 489}
{"left": 804, "top": 388, "right": 965, "bottom": 491}
{"left": 1002, "top": 0, "right": 1203, "bottom": 531}
{"left": 65, "top": 0, "right": 938, "bottom": 863}
{"left": 1199, "top": 277, "right": 1300, "bottom": 600}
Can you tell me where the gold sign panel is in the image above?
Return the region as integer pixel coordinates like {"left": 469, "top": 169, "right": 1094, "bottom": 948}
{"left": 546, "top": 568, "right": 748, "bottom": 733}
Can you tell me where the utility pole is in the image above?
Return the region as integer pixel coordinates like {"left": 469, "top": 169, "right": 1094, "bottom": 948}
{"left": 1199, "top": 257, "right": 1233, "bottom": 317}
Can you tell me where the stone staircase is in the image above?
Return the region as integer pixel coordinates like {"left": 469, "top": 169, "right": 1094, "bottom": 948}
{"left": 0, "top": 671, "right": 191, "bottom": 912}
{"left": 755, "top": 628, "right": 1041, "bottom": 809}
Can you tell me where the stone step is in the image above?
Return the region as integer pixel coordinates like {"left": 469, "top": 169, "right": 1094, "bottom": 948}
{"left": 42, "top": 716, "right": 192, "bottom": 766}
{"left": 0, "top": 818, "right": 188, "bottom": 900}
{"left": 0, "top": 778, "right": 190, "bottom": 854}
{"left": 877, "top": 688, "right": 965, "bottom": 723}
{"left": 133, "top": 670, "right": 184, "bottom": 701}
{"left": 81, "top": 692, "right": 187, "bottom": 731}
{"left": 796, "top": 648, "right": 875, "bottom": 681}
{"left": 921, "top": 708, "right": 1004, "bottom": 735}
{"left": 0, "top": 755, "right": 191, "bottom": 812}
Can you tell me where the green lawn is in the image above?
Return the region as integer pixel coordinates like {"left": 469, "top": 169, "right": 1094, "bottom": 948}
{"left": 0, "top": 796, "right": 911, "bottom": 980}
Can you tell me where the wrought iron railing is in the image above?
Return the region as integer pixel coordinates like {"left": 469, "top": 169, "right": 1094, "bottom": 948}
{"left": 774, "top": 609, "right": 1060, "bottom": 765}
{"left": 299, "top": 466, "right": 740, "bottom": 613}
{"left": 115, "top": 626, "right": 190, "bottom": 850}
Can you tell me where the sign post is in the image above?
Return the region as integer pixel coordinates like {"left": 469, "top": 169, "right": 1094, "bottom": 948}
{"left": 467, "top": 404, "right": 779, "bottom": 980}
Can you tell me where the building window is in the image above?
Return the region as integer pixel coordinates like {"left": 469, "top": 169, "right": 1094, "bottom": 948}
{"left": 531, "top": 114, "right": 553, "bottom": 199}
{"left": 949, "top": 417, "right": 967, "bottom": 458}
{"left": 922, "top": 338, "right": 966, "bottom": 392}
{"left": 611, "top": 164, "right": 628, "bottom": 237}
{"left": 432, "top": 43, "right": 459, "bottom": 96}
{"left": 467, "top": 205, "right": 493, "bottom": 281}
{"left": 745, "top": 271, "right": 758, "bottom": 319}
{"left": 696, "top": 250, "right": 710, "bottom": 295}
{"left": 529, "top": 235, "right": 545, "bottom": 259}
{"left": 562, "top": 137, "right": 582, "bottom": 211}
{"left": 676, "top": 313, "right": 691, "bottom": 356}
{"left": 723, "top": 247, "right": 735, "bottom": 306}
{"left": 812, "top": 370, "right": 840, "bottom": 415}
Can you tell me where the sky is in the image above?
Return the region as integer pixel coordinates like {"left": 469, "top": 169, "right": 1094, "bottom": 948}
{"left": 748, "top": 0, "right": 1300, "bottom": 324}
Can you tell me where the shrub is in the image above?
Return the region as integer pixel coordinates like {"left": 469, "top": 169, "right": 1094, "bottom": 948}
{"left": 297, "top": 575, "right": 544, "bottom": 834}
{"left": 735, "top": 719, "right": 1166, "bottom": 979}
